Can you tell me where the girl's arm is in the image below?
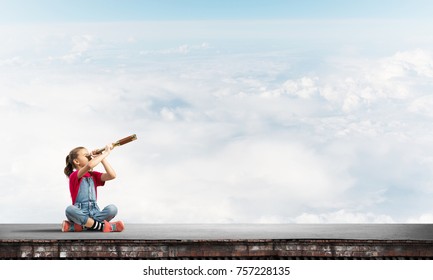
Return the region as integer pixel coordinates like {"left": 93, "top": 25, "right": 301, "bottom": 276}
{"left": 77, "top": 144, "right": 112, "bottom": 179}
{"left": 100, "top": 157, "right": 116, "bottom": 181}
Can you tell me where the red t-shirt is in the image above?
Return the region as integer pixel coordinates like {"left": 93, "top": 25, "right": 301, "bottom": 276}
{"left": 69, "top": 170, "right": 105, "bottom": 204}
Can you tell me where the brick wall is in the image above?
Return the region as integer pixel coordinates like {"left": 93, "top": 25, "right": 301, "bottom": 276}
{"left": 1, "top": 239, "right": 433, "bottom": 259}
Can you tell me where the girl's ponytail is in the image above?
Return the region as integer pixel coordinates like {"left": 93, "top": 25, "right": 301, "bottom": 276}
{"left": 64, "top": 155, "right": 74, "bottom": 177}
{"left": 64, "top": 147, "right": 85, "bottom": 177}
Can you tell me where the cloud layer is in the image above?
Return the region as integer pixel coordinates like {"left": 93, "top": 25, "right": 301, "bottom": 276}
{"left": 1, "top": 20, "right": 433, "bottom": 223}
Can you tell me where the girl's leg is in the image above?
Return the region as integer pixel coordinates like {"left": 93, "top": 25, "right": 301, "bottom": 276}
{"left": 65, "top": 205, "right": 89, "bottom": 226}
{"left": 64, "top": 205, "right": 118, "bottom": 232}
{"left": 92, "top": 204, "right": 118, "bottom": 222}
{"left": 65, "top": 205, "right": 103, "bottom": 230}
{"left": 84, "top": 217, "right": 105, "bottom": 230}
{"left": 92, "top": 204, "right": 124, "bottom": 232}
{"left": 63, "top": 205, "right": 90, "bottom": 232}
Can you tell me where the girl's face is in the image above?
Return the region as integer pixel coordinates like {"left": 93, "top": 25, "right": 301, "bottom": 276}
{"left": 74, "top": 148, "right": 92, "bottom": 168}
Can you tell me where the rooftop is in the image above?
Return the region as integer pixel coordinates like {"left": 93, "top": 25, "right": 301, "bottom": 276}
{"left": 2, "top": 223, "right": 433, "bottom": 259}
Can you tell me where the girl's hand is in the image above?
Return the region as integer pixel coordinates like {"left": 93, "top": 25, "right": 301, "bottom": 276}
{"left": 91, "top": 144, "right": 113, "bottom": 156}
{"left": 104, "top": 144, "right": 113, "bottom": 154}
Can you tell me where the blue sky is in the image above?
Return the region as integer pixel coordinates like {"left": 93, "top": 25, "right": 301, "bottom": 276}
{"left": 1, "top": 0, "right": 433, "bottom": 22}
{"left": 1, "top": 1, "right": 433, "bottom": 224}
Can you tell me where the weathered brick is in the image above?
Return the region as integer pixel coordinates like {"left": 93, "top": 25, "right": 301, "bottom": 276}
{"left": 333, "top": 245, "right": 346, "bottom": 251}
{"left": 4, "top": 238, "right": 433, "bottom": 259}
{"left": 234, "top": 245, "right": 248, "bottom": 251}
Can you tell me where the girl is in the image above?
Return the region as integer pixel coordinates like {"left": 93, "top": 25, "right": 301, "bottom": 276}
{"left": 62, "top": 144, "right": 124, "bottom": 232}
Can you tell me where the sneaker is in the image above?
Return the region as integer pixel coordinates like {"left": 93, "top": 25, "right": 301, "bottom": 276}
{"left": 61, "top": 220, "right": 83, "bottom": 232}
{"left": 103, "top": 220, "right": 124, "bottom": 232}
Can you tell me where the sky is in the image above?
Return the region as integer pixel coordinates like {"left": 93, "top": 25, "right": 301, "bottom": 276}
{"left": 1, "top": 1, "right": 433, "bottom": 224}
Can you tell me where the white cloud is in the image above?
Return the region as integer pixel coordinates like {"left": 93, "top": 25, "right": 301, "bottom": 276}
{"left": 160, "top": 107, "right": 177, "bottom": 121}
{"left": 294, "top": 210, "right": 395, "bottom": 223}
{"left": 104, "top": 137, "right": 353, "bottom": 223}
{"left": 262, "top": 77, "right": 319, "bottom": 99}
{"left": 381, "top": 49, "right": 433, "bottom": 79}
{"left": 139, "top": 42, "right": 210, "bottom": 55}
{"left": 0, "top": 56, "right": 25, "bottom": 66}
{"left": 2, "top": 21, "right": 433, "bottom": 224}
{"left": 408, "top": 95, "right": 433, "bottom": 118}
{"left": 407, "top": 214, "right": 433, "bottom": 223}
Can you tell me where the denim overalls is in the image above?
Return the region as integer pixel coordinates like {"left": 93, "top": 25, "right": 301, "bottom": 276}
{"left": 65, "top": 175, "right": 117, "bottom": 226}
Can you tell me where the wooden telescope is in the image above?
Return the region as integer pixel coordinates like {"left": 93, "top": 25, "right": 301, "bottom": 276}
{"left": 93, "top": 134, "right": 137, "bottom": 154}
